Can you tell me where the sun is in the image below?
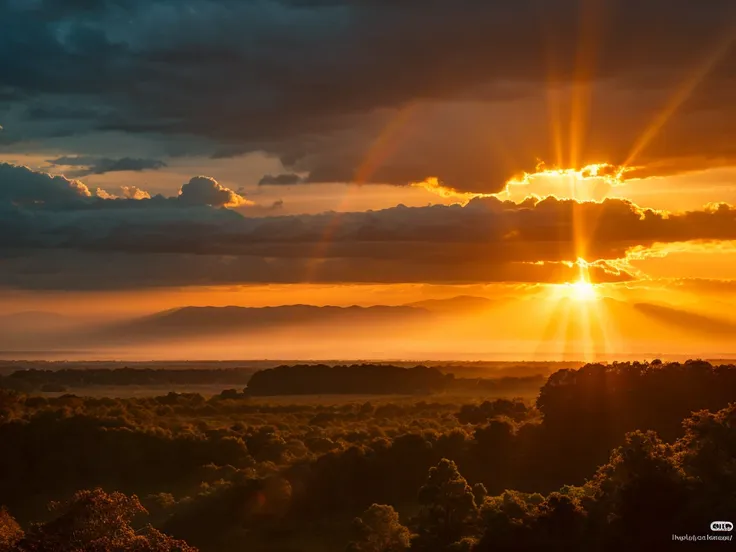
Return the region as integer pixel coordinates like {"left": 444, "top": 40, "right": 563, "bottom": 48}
{"left": 568, "top": 279, "right": 598, "bottom": 302}
{"left": 548, "top": 278, "right": 600, "bottom": 303}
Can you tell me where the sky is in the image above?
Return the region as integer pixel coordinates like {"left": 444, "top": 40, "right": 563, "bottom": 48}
{"left": 2, "top": 0, "right": 736, "bottom": 360}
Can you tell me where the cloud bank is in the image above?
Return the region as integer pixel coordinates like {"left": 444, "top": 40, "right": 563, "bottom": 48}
{"left": 0, "top": 1, "right": 735, "bottom": 192}
{"left": 2, "top": 164, "right": 736, "bottom": 289}
{"left": 47, "top": 156, "right": 167, "bottom": 176}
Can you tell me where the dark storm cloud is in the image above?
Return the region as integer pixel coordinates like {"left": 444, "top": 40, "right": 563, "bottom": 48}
{"left": 0, "top": 161, "right": 92, "bottom": 206}
{"left": 0, "top": 162, "right": 251, "bottom": 210}
{"left": 1, "top": 1, "right": 735, "bottom": 191}
{"left": 3, "top": 164, "right": 736, "bottom": 289}
{"left": 24, "top": 105, "right": 102, "bottom": 121}
{"left": 47, "top": 155, "right": 167, "bottom": 175}
{"left": 0, "top": 250, "right": 627, "bottom": 291}
{"left": 53, "top": 197, "right": 734, "bottom": 266}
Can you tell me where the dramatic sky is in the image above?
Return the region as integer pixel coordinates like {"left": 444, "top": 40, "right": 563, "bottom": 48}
{"left": 2, "top": 0, "right": 736, "bottom": 359}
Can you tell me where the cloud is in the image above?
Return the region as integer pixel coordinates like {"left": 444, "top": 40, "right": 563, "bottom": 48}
{"left": 0, "top": 162, "right": 92, "bottom": 206}
{"left": 258, "top": 173, "right": 304, "bottom": 186}
{"left": 242, "top": 198, "right": 285, "bottom": 214}
{"left": 4, "top": 163, "right": 736, "bottom": 289}
{"left": 0, "top": 250, "right": 631, "bottom": 291}
{"left": 410, "top": 177, "right": 489, "bottom": 202}
{"left": 47, "top": 155, "right": 167, "bottom": 175}
{"left": 120, "top": 185, "right": 151, "bottom": 200}
{"left": 1, "top": 1, "right": 735, "bottom": 191}
{"left": 95, "top": 187, "right": 117, "bottom": 199}
{"left": 0, "top": 163, "right": 263, "bottom": 214}
{"left": 178, "top": 176, "right": 253, "bottom": 208}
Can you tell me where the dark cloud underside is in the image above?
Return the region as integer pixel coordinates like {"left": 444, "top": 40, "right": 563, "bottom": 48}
{"left": 0, "top": 1, "right": 734, "bottom": 191}
{"left": 2, "top": 164, "right": 736, "bottom": 289}
{"left": 47, "top": 155, "right": 166, "bottom": 175}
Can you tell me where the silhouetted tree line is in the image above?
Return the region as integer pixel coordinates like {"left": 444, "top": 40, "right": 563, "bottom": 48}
{"left": 245, "top": 364, "right": 454, "bottom": 395}
{"left": 0, "top": 368, "right": 255, "bottom": 393}
{"left": 345, "top": 401, "right": 736, "bottom": 551}
{"left": 244, "top": 364, "right": 545, "bottom": 396}
{"left": 455, "top": 399, "right": 528, "bottom": 425}
{"left": 465, "top": 375, "right": 547, "bottom": 394}
{"left": 0, "top": 360, "right": 734, "bottom": 551}
{"left": 0, "top": 364, "right": 547, "bottom": 396}
{"left": 533, "top": 359, "right": 736, "bottom": 485}
{"left": 269, "top": 361, "right": 736, "bottom": 515}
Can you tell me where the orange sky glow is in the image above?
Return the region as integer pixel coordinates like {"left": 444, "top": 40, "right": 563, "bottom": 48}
{"left": 2, "top": 1, "right": 736, "bottom": 361}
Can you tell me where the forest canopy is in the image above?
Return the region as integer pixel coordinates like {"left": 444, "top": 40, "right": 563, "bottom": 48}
{"left": 0, "top": 360, "right": 734, "bottom": 551}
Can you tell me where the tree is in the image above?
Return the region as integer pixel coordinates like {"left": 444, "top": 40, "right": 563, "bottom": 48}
{"left": 474, "top": 490, "right": 539, "bottom": 551}
{"left": 677, "top": 403, "right": 736, "bottom": 524}
{"left": 584, "top": 431, "right": 689, "bottom": 550}
{"left": 413, "top": 459, "right": 480, "bottom": 550}
{"left": 346, "top": 504, "right": 411, "bottom": 552}
{"left": 17, "top": 488, "right": 196, "bottom": 552}
{"left": 471, "top": 483, "right": 487, "bottom": 507}
{"left": 533, "top": 493, "right": 586, "bottom": 548}
{"left": 0, "top": 508, "right": 23, "bottom": 552}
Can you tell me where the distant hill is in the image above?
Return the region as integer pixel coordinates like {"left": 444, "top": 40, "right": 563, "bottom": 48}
{"left": 102, "top": 304, "right": 432, "bottom": 341}
{"left": 103, "top": 296, "right": 512, "bottom": 342}
{"left": 405, "top": 295, "right": 498, "bottom": 313}
{"left": 22, "top": 295, "right": 736, "bottom": 355}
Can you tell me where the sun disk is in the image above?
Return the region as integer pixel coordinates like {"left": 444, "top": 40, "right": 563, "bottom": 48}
{"left": 569, "top": 280, "right": 598, "bottom": 302}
